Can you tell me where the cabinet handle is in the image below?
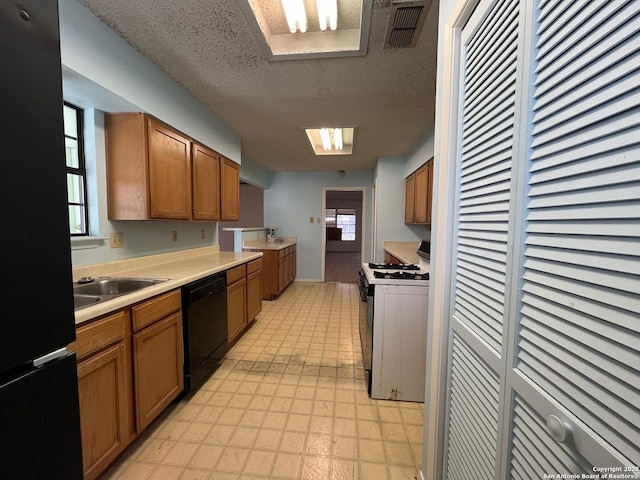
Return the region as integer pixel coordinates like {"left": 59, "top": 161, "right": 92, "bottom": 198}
{"left": 546, "top": 415, "right": 572, "bottom": 444}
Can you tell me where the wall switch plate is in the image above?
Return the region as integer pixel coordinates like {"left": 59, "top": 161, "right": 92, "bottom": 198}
{"left": 309, "top": 216, "right": 314, "bottom": 223}
{"left": 317, "top": 218, "right": 321, "bottom": 223}
{"left": 172, "top": 230, "right": 178, "bottom": 242}
{"left": 110, "top": 232, "right": 124, "bottom": 248}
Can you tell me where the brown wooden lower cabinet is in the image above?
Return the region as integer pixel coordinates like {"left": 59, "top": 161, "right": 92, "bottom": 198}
{"left": 72, "top": 288, "right": 184, "bottom": 479}
{"left": 246, "top": 258, "right": 263, "bottom": 322}
{"left": 131, "top": 291, "right": 184, "bottom": 432}
{"left": 70, "top": 310, "right": 134, "bottom": 480}
{"left": 251, "top": 245, "right": 296, "bottom": 300}
{"left": 227, "top": 264, "right": 247, "bottom": 343}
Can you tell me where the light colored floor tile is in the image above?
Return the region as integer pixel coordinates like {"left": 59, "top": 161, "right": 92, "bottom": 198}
{"left": 305, "top": 433, "right": 333, "bottom": 455}
{"left": 100, "top": 283, "right": 424, "bottom": 480}
{"left": 301, "top": 455, "right": 331, "bottom": 480}
{"left": 331, "top": 458, "right": 358, "bottom": 480}
{"left": 215, "top": 446, "right": 250, "bottom": 473}
{"left": 162, "top": 441, "right": 199, "bottom": 467}
{"left": 188, "top": 444, "right": 224, "bottom": 470}
{"left": 279, "top": 431, "right": 307, "bottom": 454}
{"left": 271, "top": 452, "right": 302, "bottom": 478}
{"left": 244, "top": 449, "right": 277, "bottom": 475}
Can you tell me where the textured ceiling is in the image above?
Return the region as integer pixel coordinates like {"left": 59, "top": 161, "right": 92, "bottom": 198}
{"left": 74, "top": 0, "right": 439, "bottom": 172}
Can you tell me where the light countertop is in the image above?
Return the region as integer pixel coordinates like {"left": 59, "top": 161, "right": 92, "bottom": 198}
{"left": 384, "top": 241, "right": 420, "bottom": 264}
{"left": 243, "top": 237, "right": 297, "bottom": 251}
{"left": 73, "top": 246, "right": 262, "bottom": 326}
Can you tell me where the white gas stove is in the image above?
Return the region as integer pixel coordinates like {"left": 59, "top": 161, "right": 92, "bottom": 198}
{"left": 358, "top": 261, "right": 429, "bottom": 402}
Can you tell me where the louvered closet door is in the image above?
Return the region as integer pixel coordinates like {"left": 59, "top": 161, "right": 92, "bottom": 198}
{"left": 509, "top": 0, "right": 640, "bottom": 475}
{"left": 445, "top": 0, "right": 522, "bottom": 477}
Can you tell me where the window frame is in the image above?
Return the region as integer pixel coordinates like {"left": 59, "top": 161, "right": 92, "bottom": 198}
{"left": 325, "top": 207, "right": 356, "bottom": 241}
{"left": 64, "top": 102, "right": 89, "bottom": 236}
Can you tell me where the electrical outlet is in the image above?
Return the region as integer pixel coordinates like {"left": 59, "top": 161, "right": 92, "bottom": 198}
{"left": 172, "top": 230, "right": 178, "bottom": 242}
{"left": 110, "top": 232, "right": 124, "bottom": 248}
{"left": 200, "top": 229, "right": 206, "bottom": 240}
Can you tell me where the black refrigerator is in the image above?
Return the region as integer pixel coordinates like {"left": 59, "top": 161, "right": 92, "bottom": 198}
{"left": 0, "top": 1, "right": 84, "bottom": 479}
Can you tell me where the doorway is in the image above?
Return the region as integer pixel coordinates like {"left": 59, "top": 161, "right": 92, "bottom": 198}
{"left": 322, "top": 188, "right": 365, "bottom": 283}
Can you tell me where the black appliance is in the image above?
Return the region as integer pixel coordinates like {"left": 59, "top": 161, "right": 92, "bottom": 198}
{"left": 417, "top": 240, "right": 431, "bottom": 260}
{"left": 357, "top": 270, "right": 373, "bottom": 394}
{"left": 182, "top": 272, "right": 229, "bottom": 392}
{"left": 0, "top": 1, "right": 84, "bottom": 479}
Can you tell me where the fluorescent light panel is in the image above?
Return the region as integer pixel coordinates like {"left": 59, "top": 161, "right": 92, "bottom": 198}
{"left": 305, "top": 127, "right": 355, "bottom": 155}
{"left": 317, "top": 0, "right": 338, "bottom": 31}
{"left": 281, "top": 0, "right": 338, "bottom": 33}
{"left": 281, "top": 0, "right": 307, "bottom": 33}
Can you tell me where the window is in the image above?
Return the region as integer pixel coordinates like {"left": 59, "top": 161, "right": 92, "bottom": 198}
{"left": 63, "top": 103, "right": 88, "bottom": 235}
{"left": 325, "top": 208, "right": 356, "bottom": 241}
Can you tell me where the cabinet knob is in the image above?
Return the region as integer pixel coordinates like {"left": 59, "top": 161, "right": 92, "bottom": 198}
{"left": 546, "top": 414, "right": 572, "bottom": 444}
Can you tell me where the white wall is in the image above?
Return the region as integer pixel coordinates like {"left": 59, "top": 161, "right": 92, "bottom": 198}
{"left": 373, "top": 155, "right": 432, "bottom": 262}
{"left": 264, "top": 171, "right": 373, "bottom": 281}
{"left": 59, "top": 0, "right": 274, "bottom": 267}
{"left": 59, "top": 0, "right": 240, "bottom": 163}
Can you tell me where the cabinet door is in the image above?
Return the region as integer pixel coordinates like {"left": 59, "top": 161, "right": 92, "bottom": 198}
{"left": 227, "top": 278, "right": 247, "bottom": 342}
{"left": 220, "top": 157, "right": 240, "bottom": 221}
{"left": 133, "top": 311, "right": 184, "bottom": 432}
{"left": 290, "top": 249, "right": 296, "bottom": 283}
{"left": 147, "top": 117, "right": 192, "bottom": 220}
{"left": 414, "top": 163, "right": 429, "bottom": 223}
{"left": 278, "top": 255, "right": 286, "bottom": 292}
{"left": 77, "top": 343, "right": 129, "bottom": 480}
{"left": 404, "top": 173, "right": 416, "bottom": 223}
{"left": 247, "top": 269, "right": 262, "bottom": 322}
{"left": 260, "top": 250, "right": 279, "bottom": 300}
{"left": 192, "top": 143, "right": 220, "bottom": 220}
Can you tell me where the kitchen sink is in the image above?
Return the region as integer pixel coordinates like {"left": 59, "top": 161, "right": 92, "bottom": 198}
{"left": 73, "top": 294, "right": 102, "bottom": 309}
{"left": 73, "top": 277, "right": 169, "bottom": 310}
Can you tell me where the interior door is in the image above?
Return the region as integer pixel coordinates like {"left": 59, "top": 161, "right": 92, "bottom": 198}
{"left": 443, "top": 0, "right": 640, "bottom": 478}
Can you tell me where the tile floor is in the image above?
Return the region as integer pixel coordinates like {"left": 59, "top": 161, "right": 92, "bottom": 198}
{"left": 102, "top": 282, "right": 424, "bottom": 480}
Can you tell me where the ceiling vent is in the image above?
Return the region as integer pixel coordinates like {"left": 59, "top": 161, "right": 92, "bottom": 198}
{"left": 384, "top": 0, "right": 430, "bottom": 48}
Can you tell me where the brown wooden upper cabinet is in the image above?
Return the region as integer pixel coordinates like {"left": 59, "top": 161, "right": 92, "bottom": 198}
{"left": 192, "top": 142, "right": 220, "bottom": 221}
{"left": 105, "top": 113, "right": 240, "bottom": 221}
{"left": 404, "top": 158, "right": 434, "bottom": 225}
{"left": 220, "top": 157, "right": 240, "bottom": 221}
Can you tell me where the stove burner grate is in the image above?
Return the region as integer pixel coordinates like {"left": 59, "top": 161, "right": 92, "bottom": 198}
{"left": 373, "top": 271, "right": 430, "bottom": 280}
{"left": 368, "top": 262, "right": 420, "bottom": 271}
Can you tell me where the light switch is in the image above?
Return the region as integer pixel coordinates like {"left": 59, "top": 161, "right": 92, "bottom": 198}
{"left": 317, "top": 218, "right": 321, "bottom": 223}
{"left": 309, "top": 216, "right": 314, "bottom": 223}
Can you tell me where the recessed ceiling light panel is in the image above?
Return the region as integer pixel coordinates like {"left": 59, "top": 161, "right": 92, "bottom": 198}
{"left": 240, "top": 0, "right": 372, "bottom": 60}
{"left": 305, "top": 127, "right": 355, "bottom": 155}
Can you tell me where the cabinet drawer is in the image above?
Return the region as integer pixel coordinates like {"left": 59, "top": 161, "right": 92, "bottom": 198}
{"left": 279, "top": 249, "right": 286, "bottom": 259}
{"left": 71, "top": 311, "right": 126, "bottom": 361}
{"left": 227, "top": 264, "right": 246, "bottom": 285}
{"left": 131, "top": 290, "right": 181, "bottom": 332}
{"left": 246, "top": 258, "right": 262, "bottom": 275}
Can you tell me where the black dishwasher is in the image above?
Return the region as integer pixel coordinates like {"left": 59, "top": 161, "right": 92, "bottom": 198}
{"left": 182, "top": 272, "right": 228, "bottom": 392}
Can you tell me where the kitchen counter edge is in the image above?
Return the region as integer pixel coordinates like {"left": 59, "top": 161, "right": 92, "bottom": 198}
{"left": 74, "top": 250, "right": 263, "bottom": 326}
{"left": 242, "top": 238, "right": 297, "bottom": 251}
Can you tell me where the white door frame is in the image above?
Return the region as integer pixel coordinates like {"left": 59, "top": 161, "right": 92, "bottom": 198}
{"left": 421, "top": 1, "right": 480, "bottom": 479}
{"left": 321, "top": 186, "right": 366, "bottom": 282}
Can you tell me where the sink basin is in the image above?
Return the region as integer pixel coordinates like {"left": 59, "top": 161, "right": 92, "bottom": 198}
{"left": 73, "top": 277, "right": 169, "bottom": 310}
{"left": 73, "top": 294, "right": 101, "bottom": 309}
{"left": 74, "top": 277, "right": 166, "bottom": 296}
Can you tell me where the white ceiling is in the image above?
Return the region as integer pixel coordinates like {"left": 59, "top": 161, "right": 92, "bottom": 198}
{"left": 73, "top": 0, "right": 439, "bottom": 172}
